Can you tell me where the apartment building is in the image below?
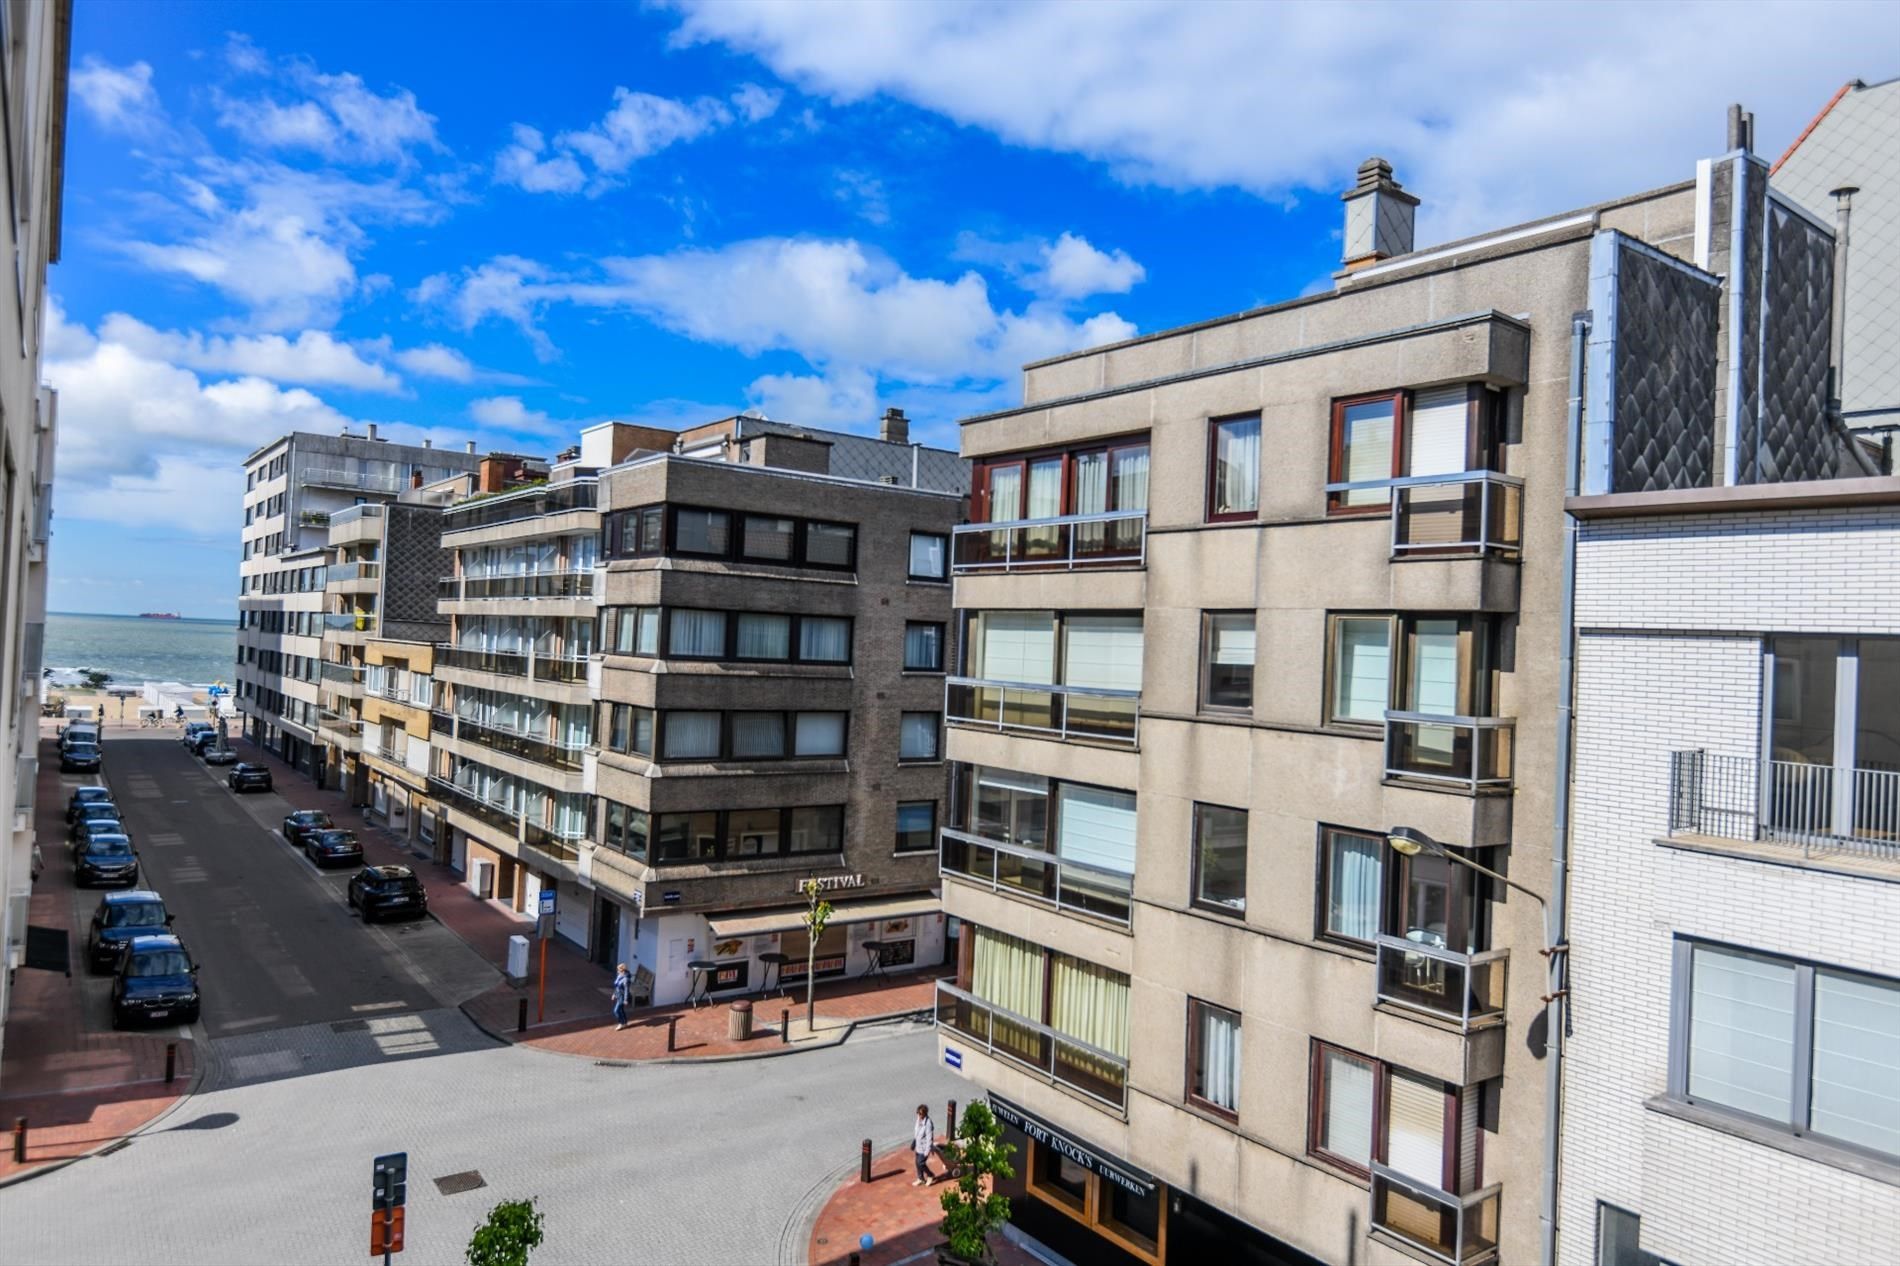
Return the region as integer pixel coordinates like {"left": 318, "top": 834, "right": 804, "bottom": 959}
{"left": 236, "top": 429, "right": 481, "bottom": 775}
{"left": 0, "top": 0, "right": 68, "bottom": 1071}
{"left": 591, "top": 410, "right": 965, "bottom": 1006}
{"left": 931, "top": 123, "right": 1863, "bottom": 1265}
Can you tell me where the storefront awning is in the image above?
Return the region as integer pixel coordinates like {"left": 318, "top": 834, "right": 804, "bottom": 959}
{"left": 707, "top": 892, "right": 939, "bottom": 938}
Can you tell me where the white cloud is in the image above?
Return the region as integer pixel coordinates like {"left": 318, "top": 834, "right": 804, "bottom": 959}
{"left": 71, "top": 57, "right": 163, "bottom": 135}
{"left": 1035, "top": 232, "right": 1144, "bottom": 299}
{"left": 832, "top": 169, "right": 890, "bottom": 225}
{"left": 96, "top": 314, "right": 404, "bottom": 392}
{"left": 60, "top": 456, "right": 249, "bottom": 539}
{"left": 496, "top": 83, "right": 783, "bottom": 196}
{"left": 731, "top": 83, "right": 784, "bottom": 123}
{"left": 467, "top": 395, "right": 567, "bottom": 436}
{"left": 493, "top": 125, "right": 586, "bottom": 194}
{"left": 215, "top": 56, "right": 443, "bottom": 164}
{"left": 390, "top": 343, "right": 476, "bottom": 382}
{"left": 668, "top": 0, "right": 1900, "bottom": 240}
{"left": 746, "top": 367, "right": 878, "bottom": 429}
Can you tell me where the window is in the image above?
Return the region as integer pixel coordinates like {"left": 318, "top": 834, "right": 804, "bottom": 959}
{"left": 661, "top": 711, "right": 722, "bottom": 760}
{"left": 895, "top": 801, "right": 937, "bottom": 853}
{"left": 648, "top": 805, "right": 843, "bottom": 864}
{"left": 1207, "top": 414, "right": 1260, "bottom": 521}
{"left": 727, "top": 806, "right": 782, "bottom": 856}
{"left": 1187, "top": 1000, "right": 1243, "bottom": 1118}
{"left": 1319, "top": 827, "right": 1384, "bottom": 945}
{"left": 673, "top": 508, "right": 731, "bottom": 556}
{"left": 735, "top": 613, "right": 792, "bottom": 661}
{"left": 804, "top": 521, "right": 856, "bottom": 569}
{"left": 904, "top": 622, "right": 944, "bottom": 672}
{"left": 798, "top": 616, "right": 852, "bottom": 664}
{"left": 1765, "top": 636, "right": 1900, "bottom": 840}
{"left": 608, "top": 703, "right": 631, "bottom": 752}
{"left": 1328, "top": 615, "right": 1393, "bottom": 726}
{"left": 601, "top": 802, "right": 649, "bottom": 862}
{"left": 730, "top": 712, "right": 786, "bottom": 758}
{"left": 1330, "top": 392, "right": 1402, "bottom": 513}
{"left": 1192, "top": 804, "right": 1247, "bottom": 914}
{"left": 1064, "top": 615, "right": 1144, "bottom": 693}
{"left": 792, "top": 711, "right": 848, "bottom": 757}
{"left": 668, "top": 609, "right": 727, "bottom": 659}
{"left": 655, "top": 810, "right": 720, "bottom": 863}
{"left": 1596, "top": 1204, "right": 1670, "bottom": 1266}
{"left": 635, "top": 506, "right": 664, "bottom": 553}
{"left": 789, "top": 805, "right": 845, "bottom": 854}
{"left": 1201, "top": 613, "right": 1255, "bottom": 711}
{"left": 899, "top": 712, "right": 940, "bottom": 761}
{"left": 740, "top": 515, "right": 795, "bottom": 562}
{"left": 1310, "top": 1043, "right": 1377, "bottom": 1173}
{"left": 909, "top": 532, "right": 948, "bottom": 580}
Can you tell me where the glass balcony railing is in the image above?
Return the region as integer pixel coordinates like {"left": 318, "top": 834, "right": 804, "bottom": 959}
{"left": 434, "top": 646, "right": 530, "bottom": 677}
{"left": 1667, "top": 749, "right": 1900, "bottom": 863}
{"left": 325, "top": 561, "right": 381, "bottom": 585}
{"left": 532, "top": 654, "right": 590, "bottom": 684}
{"left": 1384, "top": 712, "right": 1514, "bottom": 791}
{"left": 437, "top": 571, "right": 596, "bottom": 601}
{"left": 945, "top": 677, "right": 1139, "bottom": 747}
{"left": 445, "top": 715, "right": 588, "bottom": 771}
{"left": 320, "top": 661, "right": 364, "bottom": 689}
{"left": 1322, "top": 471, "right": 1524, "bottom": 559}
{"left": 952, "top": 509, "right": 1147, "bottom": 572}
{"left": 324, "top": 612, "right": 377, "bottom": 633}
{"left": 939, "top": 827, "right": 1132, "bottom": 924}
{"left": 444, "top": 478, "right": 597, "bottom": 532}
{"left": 1373, "top": 935, "right": 1507, "bottom": 1030}
{"left": 1370, "top": 1164, "right": 1501, "bottom": 1266}
{"left": 933, "top": 980, "right": 1128, "bottom": 1110}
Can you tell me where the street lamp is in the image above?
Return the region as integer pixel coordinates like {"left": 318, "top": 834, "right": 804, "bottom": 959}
{"left": 1386, "top": 826, "right": 1549, "bottom": 911}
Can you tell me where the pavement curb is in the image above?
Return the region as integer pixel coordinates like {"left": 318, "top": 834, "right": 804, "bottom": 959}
{"left": 778, "top": 1132, "right": 912, "bottom": 1266}
{"left": 459, "top": 1003, "right": 932, "bottom": 1066}
{"left": 0, "top": 1043, "right": 207, "bottom": 1190}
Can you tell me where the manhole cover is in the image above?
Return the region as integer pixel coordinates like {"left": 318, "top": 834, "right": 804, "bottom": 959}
{"left": 435, "top": 1170, "right": 486, "bottom": 1196}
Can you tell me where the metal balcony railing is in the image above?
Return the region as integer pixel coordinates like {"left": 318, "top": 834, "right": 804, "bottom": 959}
{"left": 933, "top": 980, "right": 1128, "bottom": 1111}
{"left": 1384, "top": 712, "right": 1514, "bottom": 791}
{"left": 434, "top": 646, "right": 530, "bottom": 677}
{"left": 532, "top": 654, "right": 590, "bottom": 684}
{"left": 437, "top": 571, "right": 596, "bottom": 601}
{"left": 1369, "top": 1164, "right": 1501, "bottom": 1266}
{"left": 1667, "top": 749, "right": 1900, "bottom": 863}
{"left": 952, "top": 509, "right": 1147, "bottom": 573}
{"left": 444, "top": 478, "right": 597, "bottom": 531}
{"left": 1323, "top": 471, "right": 1524, "bottom": 558}
{"left": 945, "top": 676, "right": 1139, "bottom": 747}
{"left": 939, "top": 827, "right": 1132, "bottom": 924}
{"left": 449, "top": 715, "right": 588, "bottom": 771}
{"left": 1372, "top": 935, "right": 1508, "bottom": 1030}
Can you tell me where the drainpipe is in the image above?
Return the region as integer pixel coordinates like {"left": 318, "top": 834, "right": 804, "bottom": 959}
{"left": 1828, "top": 187, "right": 1881, "bottom": 477}
{"left": 1542, "top": 312, "right": 1588, "bottom": 1266}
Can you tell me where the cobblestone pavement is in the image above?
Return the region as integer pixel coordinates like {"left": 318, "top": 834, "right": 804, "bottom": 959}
{"left": 0, "top": 1020, "right": 964, "bottom": 1265}
{"left": 808, "top": 1141, "right": 1040, "bottom": 1266}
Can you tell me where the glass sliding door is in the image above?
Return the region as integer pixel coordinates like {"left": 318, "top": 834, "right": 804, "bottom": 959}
{"left": 1766, "top": 636, "right": 1900, "bottom": 844}
{"left": 1398, "top": 619, "right": 1464, "bottom": 776}
{"left": 1022, "top": 457, "right": 1066, "bottom": 559}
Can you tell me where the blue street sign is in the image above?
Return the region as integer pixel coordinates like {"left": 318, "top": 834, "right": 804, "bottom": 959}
{"left": 944, "top": 1047, "right": 963, "bottom": 1070}
{"left": 538, "top": 888, "right": 556, "bottom": 916}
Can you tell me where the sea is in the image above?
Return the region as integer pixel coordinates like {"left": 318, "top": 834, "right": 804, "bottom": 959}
{"left": 44, "top": 611, "right": 236, "bottom": 689}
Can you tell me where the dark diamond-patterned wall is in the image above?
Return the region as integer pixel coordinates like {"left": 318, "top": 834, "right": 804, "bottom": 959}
{"left": 1734, "top": 169, "right": 1767, "bottom": 484}
{"left": 384, "top": 504, "right": 452, "bottom": 643}
{"left": 1757, "top": 200, "right": 1836, "bottom": 483}
{"left": 1611, "top": 242, "right": 1721, "bottom": 492}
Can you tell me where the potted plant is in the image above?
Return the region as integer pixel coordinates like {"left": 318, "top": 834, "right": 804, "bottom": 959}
{"left": 937, "top": 1100, "right": 1016, "bottom": 1265}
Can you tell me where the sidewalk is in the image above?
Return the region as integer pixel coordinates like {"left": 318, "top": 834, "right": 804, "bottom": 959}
{"left": 0, "top": 734, "right": 197, "bottom": 1182}
{"left": 808, "top": 1141, "right": 1039, "bottom": 1266}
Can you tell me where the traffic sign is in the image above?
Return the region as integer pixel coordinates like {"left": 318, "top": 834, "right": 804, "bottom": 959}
{"left": 537, "top": 888, "right": 556, "bottom": 917}
{"left": 372, "top": 1153, "right": 408, "bottom": 1259}
{"left": 370, "top": 1206, "right": 405, "bottom": 1256}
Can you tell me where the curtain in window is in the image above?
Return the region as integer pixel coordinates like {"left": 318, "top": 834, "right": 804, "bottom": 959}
{"left": 1073, "top": 452, "right": 1108, "bottom": 514}
{"left": 1688, "top": 944, "right": 1797, "bottom": 1121}
{"left": 1406, "top": 386, "right": 1470, "bottom": 477}
{"left": 975, "top": 611, "right": 1056, "bottom": 684}
{"left": 557, "top": 706, "right": 589, "bottom": 748}
{"left": 904, "top": 623, "right": 942, "bottom": 671}
{"left": 1341, "top": 399, "right": 1397, "bottom": 506}
{"left": 899, "top": 713, "right": 939, "bottom": 760}
{"left": 731, "top": 713, "right": 786, "bottom": 758}
{"left": 568, "top": 532, "right": 599, "bottom": 570}
{"left": 986, "top": 466, "right": 1023, "bottom": 522}
{"left": 1408, "top": 620, "right": 1461, "bottom": 716}
{"left": 670, "top": 609, "right": 727, "bottom": 657}
{"left": 1333, "top": 618, "right": 1392, "bottom": 723}
{"left": 799, "top": 617, "right": 850, "bottom": 662}
{"left": 1214, "top": 417, "right": 1261, "bottom": 514}
{"left": 1319, "top": 1048, "right": 1375, "bottom": 1167}
{"left": 1051, "top": 953, "right": 1130, "bottom": 1059}
{"left": 736, "top": 613, "right": 791, "bottom": 660}
{"left": 1054, "top": 783, "right": 1137, "bottom": 874}
{"left": 1326, "top": 831, "right": 1383, "bottom": 941}
{"left": 631, "top": 708, "right": 653, "bottom": 755}
{"left": 793, "top": 712, "right": 846, "bottom": 756}
{"left": 972, "top": 927, "right": 1044, "bottom": 1017}
{"left": 1112, "top": 447, "right": 1150, "bottom": 511}
{"left": 1064, "top": 616, "right": 1144, "bottom": 692}
{"left": 634, "top": 608, "right": 660, "bottom": 655}
{"left": 663, "top": 712, "right": 722, "bottom": 760}
{"left": 1196, "top": 1005, "right": 1241, "bottom": 1112}
{"left": 1386, "top": 1071, "right": 1449, "bottom": 1186}
{"left": 609, "top": 705, "right": 630, "bottom": 751}
{"left": 1811, "top": 969, "right": 1900, "bottom": 1155}
{"left": 909, "top": 534, "right": 946, "bottom": 578}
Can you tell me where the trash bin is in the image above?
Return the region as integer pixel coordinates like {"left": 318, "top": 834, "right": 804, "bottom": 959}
{"left": 728, "top": 999, "right": 753, "bottom": 1040}
{"left": 506, "top": 935, "right": 530, "bottom": 983}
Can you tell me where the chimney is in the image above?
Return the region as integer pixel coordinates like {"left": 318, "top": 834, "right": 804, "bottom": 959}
{"left": 366, "top": 423, "right": 379, "bottom": 442}
{"left": 423, "top": 438, "right": 433, "bottom": 448}
{"left": 411, "top": 467, "right": 425, "bottom": 490}
{"left": 1726, "top": 103, "right": 1755, "bottom": 153}
{"left": 465, "top": 441, "right": 477, "bottom": 454}
{"left": 880, "top": 406, "right": 909, "bottom": 445}
{"left": 1340, "top": 157, "right": 1418, "bottom": 270}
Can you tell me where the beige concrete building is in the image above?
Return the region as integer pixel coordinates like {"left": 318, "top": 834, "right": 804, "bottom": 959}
{"left": 0, "top": 0, "right": 68, "bottom": 1072}
{"left": 933, "top": 130, "right": 1856, "bottom": 1266}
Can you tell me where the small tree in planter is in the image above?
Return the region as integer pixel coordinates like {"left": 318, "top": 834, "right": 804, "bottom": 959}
{"left": 799, "top": 877, "right": 832, "bottom": 1031}
{"left": 937, "top": 1100, "right": 1016, "bottom": 1265}
{"left": 466, "top": 1198, "right": 544, "bottom": 1266}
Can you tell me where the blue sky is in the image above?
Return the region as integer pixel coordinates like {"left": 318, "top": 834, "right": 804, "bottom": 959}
{"left": 47, "top": 0, "right": 1897, "bottom": 617}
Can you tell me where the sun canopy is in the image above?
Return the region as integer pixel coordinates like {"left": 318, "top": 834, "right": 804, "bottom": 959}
{"left": 706, "top": 893, "right": 939, "bottom": 938}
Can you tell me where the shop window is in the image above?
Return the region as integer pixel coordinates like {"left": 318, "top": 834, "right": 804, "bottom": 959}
{"left": 1023, "top": 1137, "right": 1167, "bottom": 1266}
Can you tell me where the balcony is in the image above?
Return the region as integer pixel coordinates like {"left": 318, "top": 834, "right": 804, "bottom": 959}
{"left": 445, "top": 714, "right": 587, "bottom": 771}
{"left": 1323, "top": 472, "right": 1524, "bottom": 559}
{"left": 320, "top": 661, "right": 365, "bottom": 696}
{"left": 952, "top": 510, "right": 1147, "bottom": 574}
{"left": 1384, "top": 712, "right": 1514, "bottom": 792}
{"left": 533, "top": 654, "right": 589, "bottom": 684}
{"left": 425, "top": 774, "right": 584, "bottom": 864}
{"left": 934, "top": 980, "right": 1128, "bottom": 1111}
{"left": 940, "top": 827, "right": 1132, "bottom": 925}
{"left": 435, "top": 646, "right": 529, "bottom": 677}
{"left": 1369, "top": 1164, "right": 1500, "bottom": 1266}
{"left": 325, "top": 561, "right": 381, "bottom": 586}
{"left": 1373, "top": 936, "right": 1507, "bottom": 1031}
{"left": 325, "top": 503, "right": 385, "bottom": 545}
{"left": 444, "top": 478, "right": 597, "bottom": 533}
{"left": 324, "top": 612, "right": 378, "bottom": 634}
{"left": 945, "top": 677, "right": 1139, "bottom": 747}
{"left": 438, "top": 571, "right": 596, "bottom": 601}
{"left": 306, "top": 468, "right": 405, "bottom": 494}
{"left": 362, "top": 733, "right": 409, "bottom": 766}
{"left": 1668, "top": 749, "right": 1900, "bottom": 864}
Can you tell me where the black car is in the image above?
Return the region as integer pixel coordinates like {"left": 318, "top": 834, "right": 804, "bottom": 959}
{"left": 180, "top": 722, "right": 213, "bottom": 749}
{"left": 76, "top": 833, "right": 139, "bottom": 887}
{"left": 69, "top": 803, "right": 124, "bottom": 842}
{"left": 185, "top": 730, "right": 220, "bottom": 756}
{"left": 202, "top": 744, "right": 239, "bottom": 766}
{"left": 88, "top": 890, "right": 172, "bottom": 972}
{"left": 66, "top": 787, "right": 115, "bottom": 825}
{"left": 60, "top": 742, "right": 103, "bottom": 773}
{"left": 305, "top": 828, "right": 363, "bottom": 868}
{"left": 228, "top": 763, "right": 273, "bottom": 793}
{"left": 348, "top": 865, "right": 428, "bottom": 922}
{"left": 283, "top": 809, "right": 334, "bottom": 846}
{"left": 111, "top": 934, "right": 200, "bottom": 1028}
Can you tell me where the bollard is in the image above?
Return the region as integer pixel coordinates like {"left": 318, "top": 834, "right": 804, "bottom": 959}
{"left": 666, "top": 1015, "right": 678, "bottom": 1053}
{"left": 517, "top": 997, "right": 528, "bottom": 1034}
{"left": 12, "top": 1117, "right": 24, "bottom": 1164}
{"left": 947, "top": 1098, "right": 957, "bottom": 1141}
{"left": 860, "top": 1138, "right": 872, "bottom": 1183}
{"left": 165, "top": 1042, "right": 176, "bottom": 1085}
{"left": 850, "top": 1256, "right": 861, "bottom": 1266}
{"left": 780, "top": 1006, "right": 790, "bottom": 1045}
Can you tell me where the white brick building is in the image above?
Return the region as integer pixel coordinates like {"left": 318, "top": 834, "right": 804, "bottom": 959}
{"left": 1561, "top": 479, "right": 1900, "bottom": 1266}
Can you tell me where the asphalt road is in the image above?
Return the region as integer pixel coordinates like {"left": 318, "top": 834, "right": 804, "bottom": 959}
{"left": 61, "top": 731, "right": 498, "bottom": 1043}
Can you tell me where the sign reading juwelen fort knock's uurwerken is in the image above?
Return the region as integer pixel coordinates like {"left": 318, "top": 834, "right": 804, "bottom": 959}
{"left": 988, "top": 1095, "right": 1155, "bottom": 1196}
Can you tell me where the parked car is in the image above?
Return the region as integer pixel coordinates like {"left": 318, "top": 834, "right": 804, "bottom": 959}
{"left": 60, "top": 723, "right": 102, "bottom": 752}
{"left": 305, "top": 828, "right": 363, "bottom": 869}
{"left": 282, "top": 809, "right": 334, "bottom": 847}
{"left": 88, "top": 890, "right": 172, "bottom": 972}
{"left": 180, "top": 722, "right": 214, "bottom": 749}
{"left": 348, "top": 866, "right": 428, "bottom": 922}
{"left": 111, "top": 934, "right": 200, "bottom": 1028}
{"left": 228, "top": 763, "right": 273, "bottom": 793}
{"left": 72, "top": 818, "right": 130, "bottom": 852}
{"left": 66, "top": 785, "right": 114, "bottom": 823}
{"left": 60, "top": 742, "right": 103, "bottom": 774}
{"left": 75, "top": 833, "right": 139, "bottom": 887}
{"left": 68, "top": 801, "right": 123, "bottom": 842}
{"left": 185, "top": 730, "right": 220, "bottom": 756}
{"left": 202, "top": 744, "right": 239, "bottom": 766}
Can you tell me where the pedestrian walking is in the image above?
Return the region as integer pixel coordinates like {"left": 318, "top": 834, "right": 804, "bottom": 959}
{"left": 912, "top": 1104, "right": 936, "bottom": 1186}
{"left": 612, "top": 962, "right": 632, "bottom": 1030}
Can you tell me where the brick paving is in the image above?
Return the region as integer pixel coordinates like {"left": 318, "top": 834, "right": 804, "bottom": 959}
{"left": 809, "top": 1141, "right": 1039, "bottom": 1266}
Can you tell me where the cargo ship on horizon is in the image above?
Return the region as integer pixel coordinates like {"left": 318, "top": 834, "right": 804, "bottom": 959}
{"left": 137, "top": 612, "right": 182, "bottom": 620}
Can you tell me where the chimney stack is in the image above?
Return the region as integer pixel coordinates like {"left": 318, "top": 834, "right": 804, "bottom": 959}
{"left": 465, "top": 441, "right": 477, "bottom": 454}
{"left": 880, "top": 406, "right": 910, "bottom": 445}
{"left": 1726, "top": 103, "right": 1755, "bottom": 153}
{"left": 423, "top": 438, "right": 433, "bottom": 448}
{"left": 366, "top": 422, "right": 379, "bottom": 442}
{"left": 1340, "top": 157, "right": 1418, "bottom": 270}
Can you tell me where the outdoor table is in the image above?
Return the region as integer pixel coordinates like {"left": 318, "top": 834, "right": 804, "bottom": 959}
{"left": 861, "top": 940, "right": 887, "bottom": 980}
{"left": 757, "top": 951, "right": 792, "bottom": 997}
{"left": 686, "top": 959, "right": 719, "bottom": 1007}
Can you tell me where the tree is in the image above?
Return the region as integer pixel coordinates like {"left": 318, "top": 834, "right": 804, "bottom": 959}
{"left": 799, "top": 877, "right": 832, "bottom": 1031}
{"left": 81, "top": 670, "right": 110, "bottom": 690}
{"left": 937, "top": 1100, "right": 1015, "bottom": 1264}
{"left": 466, "top": 1198, "right": 544, "bottom": 1266}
